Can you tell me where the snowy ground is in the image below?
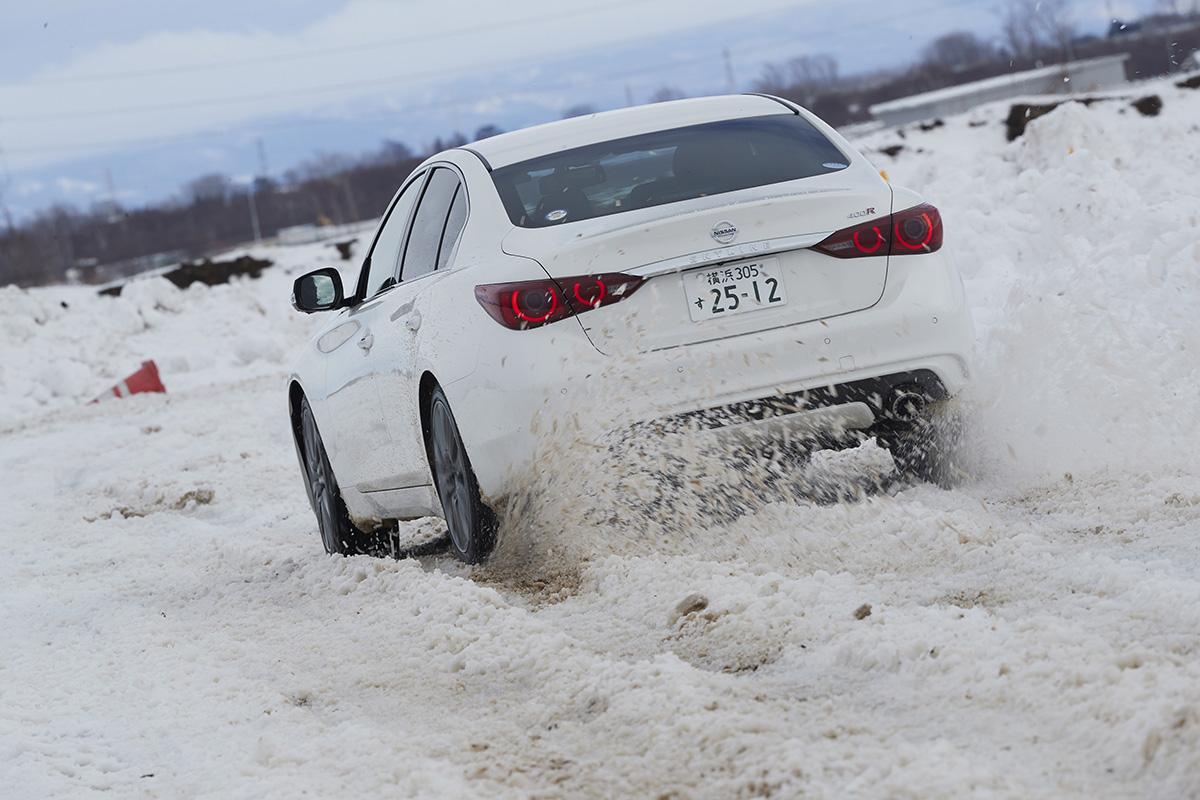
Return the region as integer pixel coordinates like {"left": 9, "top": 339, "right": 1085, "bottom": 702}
{"left": 3, "top": 76, "right": 1200, "bottom": 798}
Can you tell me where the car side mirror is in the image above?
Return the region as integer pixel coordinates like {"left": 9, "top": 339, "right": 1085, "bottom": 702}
{"left": 292, "top": 267, "right": 345, "bottom": 313}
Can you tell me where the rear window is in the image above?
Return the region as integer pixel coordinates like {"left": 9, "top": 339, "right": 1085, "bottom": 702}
{"left": 491, "top": 113, "right": 849, "bottom": 228}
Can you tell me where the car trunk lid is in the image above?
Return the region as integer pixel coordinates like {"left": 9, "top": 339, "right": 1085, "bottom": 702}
{"left": 501, "top": 175, "right": 893, "bottom": 354}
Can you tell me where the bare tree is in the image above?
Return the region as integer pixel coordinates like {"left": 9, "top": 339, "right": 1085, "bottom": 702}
{"left": 1155, "top": 0, "right": 1193, "bottom": 16}
{"left": 472, "top": 124, "right": 504, "bottom": 141}
{"left": 998, "top": 0, "right": 1043, "bottom": 60}
{"left": 428, "top": 132, "right": 468, "bottom": 152}
{"left": 185, "top": 173, "right": 231, "bottom": 204}
{"left": 785, "top": 54, "right": 839, "bottom": 87}
{"left": 754, "top": 54, "right": 839, "bottom": 103}
{"left": 998, "top": 0, "right": 1077, "bottom": 63}
{"left": 1036, "top": 0, "right": 1077, "bottom": 61}
{"left": 755, "top": 62, "right": 789, "bottom": 95}
{"left": 296, "top": 153, "right": 356, "bottom": 182}
{"left": 921, "top": 32, "right": 998, "bottom": 70}
{"left": 648, "top": 86, "right": 686, "bottom": 103}
{"left": 374, "top": 140, "right": 414, "bottom": 164}
{"left": 561, "top": 103, "right": 598, "bottom": 119}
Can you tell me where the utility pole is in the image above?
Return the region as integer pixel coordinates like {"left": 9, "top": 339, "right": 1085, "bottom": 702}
{"left": 247, "top": 182, "right": 262, "bottom": 244}
{"left": 251, "top": 137, "right": 269, "bottom": 243}
{"left": 723, "top": 47, "right": 736, "bottom": 92}
{"left": 0, "top": 190, "right": 11, "bottom": 233}
{"left": 246, "top": 139, "right": 263, "bottom": 244}
{"left": 624, "top": 83, "right": 634, "bottom": 107}
{"left": 341, "top": 177, "right": 360, "bottom": 224}
{"left": 0, "top": 140, "right": 14, "bottom": 233}
{"left": 103, "top": 168, "right": 120, "bottom": 221}
{"left": 256, "top": 137, "right": 269, "bottom": 178}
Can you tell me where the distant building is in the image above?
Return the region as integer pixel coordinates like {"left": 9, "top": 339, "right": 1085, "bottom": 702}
{"left": 869, "top": 54, "right": 1131, "bottom": 128}
{"left": 277, "top": 224, "right": 326, "bottom": 246}
{"left": 92, "top": 250, "right": 188, "bottom": 285}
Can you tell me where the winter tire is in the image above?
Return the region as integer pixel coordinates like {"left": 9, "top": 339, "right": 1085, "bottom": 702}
{"left": 427, "top": 386, "right": 497, "bottom": 564}
{"left": 298, "top": 396, "right": 369, "bottom": 555}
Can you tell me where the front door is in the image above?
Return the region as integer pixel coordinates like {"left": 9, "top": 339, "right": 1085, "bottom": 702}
{"left": 366, "top": 167, "right": 469, "bottom": 486}
{"left": 322, "top": 166, "right": 469, "bottom": 494}
{"left": 321, "top": 170, "right": 425, "bottom": 491}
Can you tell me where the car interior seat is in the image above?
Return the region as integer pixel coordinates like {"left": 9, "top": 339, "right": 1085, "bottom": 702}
{"left": 533, "top": 173, "right": 594, "bottom": 225}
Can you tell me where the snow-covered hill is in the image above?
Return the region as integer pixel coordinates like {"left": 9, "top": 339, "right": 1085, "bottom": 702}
{"left": 2, "top": 76, "right": 1199, "bottom": 798}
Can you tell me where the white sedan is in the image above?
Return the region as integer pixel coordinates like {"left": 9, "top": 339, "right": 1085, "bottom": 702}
{"left": 288, "top": 94, "right": 973, "bottom": 562}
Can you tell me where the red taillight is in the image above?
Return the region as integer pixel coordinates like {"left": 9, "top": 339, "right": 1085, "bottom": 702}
{"left": 510, "top": 284, "right": 560, "bottom": 324}
{"left": 474, "top": 272, "right": 644, "bottom": 330}
{"left": 815, "top": 203, "right": 943, "bottom": 259}
{"left": 892, "top": 206, "right": 941, "bottom": 252}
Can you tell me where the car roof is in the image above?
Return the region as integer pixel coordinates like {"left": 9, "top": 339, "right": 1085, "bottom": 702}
{"left": 462, "top": 94, "right": 794, "bottom": 170}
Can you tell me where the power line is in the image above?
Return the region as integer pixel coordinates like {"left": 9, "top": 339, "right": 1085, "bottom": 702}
{"left": 1, "top": 0, "right": 979, "bottom": 118}
{"left": 0, "top": 0, "right": 648, "bottom": 89}
{"left": 0, "top": 52, "right": 722, "bottom": 156}
{"left": 0, "top": 47, "right": 732, "bottom": 127}
{"left": 0, "top": 0, "right": 988, "bottom": 155}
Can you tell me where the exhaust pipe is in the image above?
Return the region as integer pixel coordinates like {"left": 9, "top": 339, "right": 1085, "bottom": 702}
{"left": 889, "top": 388, "right": 927, "bottom": 422}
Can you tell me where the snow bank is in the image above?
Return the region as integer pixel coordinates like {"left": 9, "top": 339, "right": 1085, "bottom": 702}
{"left": 0, "top": 241, "right": 335, "bottom": 418}
{"left": 857, "top": 85, "right": 1200, "bottom": 481}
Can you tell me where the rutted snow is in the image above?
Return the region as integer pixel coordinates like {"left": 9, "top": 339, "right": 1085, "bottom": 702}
{"left": 3, "top": 77, "right": 1200, "bottom": 798}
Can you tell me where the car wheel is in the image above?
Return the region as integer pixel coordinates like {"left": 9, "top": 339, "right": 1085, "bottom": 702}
{"left": 298, "top": 396, "right": 367, "bottom": 555}
{"left": 428, "top": 386, "right": 496, "bottom": 564}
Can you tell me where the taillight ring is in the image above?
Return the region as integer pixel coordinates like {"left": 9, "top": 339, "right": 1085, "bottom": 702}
{"left": 510, "top": 286, "right": 559, "bottom": 323}
{"left": 852, "top": 227, "right": 885, "bottom": 255}
{"left": 894, "top": 213, "right": 934, "bottom": 251}
{"left": 573, "top": 278, "right": 607, "bottom": 308}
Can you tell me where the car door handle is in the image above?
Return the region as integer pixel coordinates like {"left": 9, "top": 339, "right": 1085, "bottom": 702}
{"left": 357, "top": 331, "right": 374, "bottom": 352}
{"left": 405, "top": 310, "right": 422, "bottom": 333}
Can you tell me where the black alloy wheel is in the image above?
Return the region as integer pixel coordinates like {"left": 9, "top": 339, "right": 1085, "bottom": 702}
{"left": 299, "top": 396, "right": 366, "bottom": 555}
{"left": 427, "top": 386, "right": 496, "bottom": 564}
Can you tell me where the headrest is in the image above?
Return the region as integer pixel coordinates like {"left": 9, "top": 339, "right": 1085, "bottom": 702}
{"left": 673, "top": 137, "right": 755, "bottom": 182}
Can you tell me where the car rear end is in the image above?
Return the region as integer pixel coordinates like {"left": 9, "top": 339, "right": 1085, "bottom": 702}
{"left": 466, "top": 97, "right": 972, "bottom": 494}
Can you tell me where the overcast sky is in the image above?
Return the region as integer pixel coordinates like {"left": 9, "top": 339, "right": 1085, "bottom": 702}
{"left": 0, "top": 0, "right": 1154, "bottom": 217}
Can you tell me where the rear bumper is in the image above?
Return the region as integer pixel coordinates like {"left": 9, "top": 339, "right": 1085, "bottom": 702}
{"left": 654, "top": 368, "right": 950, "bottom": 433}
{"left": 450, "top": 249, "right": 973, "bottom": 500}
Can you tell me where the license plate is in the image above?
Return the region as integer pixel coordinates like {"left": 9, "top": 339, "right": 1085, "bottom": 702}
{"left": 684, "top": 258, "right": 787, "bottom": 322}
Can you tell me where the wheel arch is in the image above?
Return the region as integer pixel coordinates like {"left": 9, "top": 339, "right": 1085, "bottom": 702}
{"left": 287, "top": 379, "right": 308, "bottom": 452}
{"left": 418, "top": 370, "right": 441, "bottom": 475}
{"left": 287, "top": 379, "right": 320, "bottom": 516}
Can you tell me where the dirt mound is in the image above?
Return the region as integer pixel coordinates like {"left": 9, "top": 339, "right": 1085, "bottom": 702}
{"left": 100, "top": 255, "right": 273, "bottom": 296}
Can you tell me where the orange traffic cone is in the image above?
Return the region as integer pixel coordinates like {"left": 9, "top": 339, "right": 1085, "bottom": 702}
{"left": 92, "top": 360, "right": 167, "bottom": 403}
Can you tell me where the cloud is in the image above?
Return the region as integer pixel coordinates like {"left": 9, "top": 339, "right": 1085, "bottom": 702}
{"left": 14, "top": 179, "right": 46, "bottom": 197}
{"left": 54, "top": 177, "right": 100, "bottom": 197}
{"left": 0, "top": 0, "right": 806, "bottom": 171}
